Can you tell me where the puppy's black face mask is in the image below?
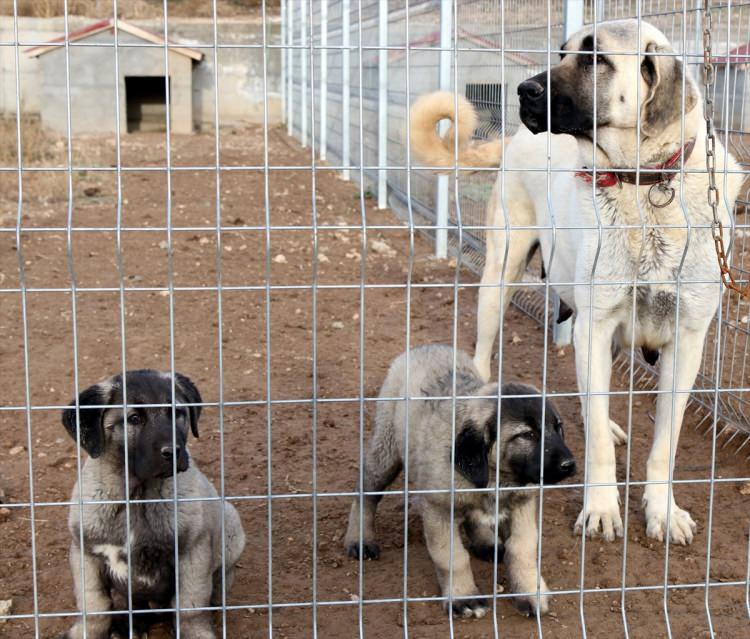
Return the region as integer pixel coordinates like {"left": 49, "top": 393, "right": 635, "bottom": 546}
{"left": 499, "top": 384, "right": 576, "bottom": 485}
{"left": 507, "top": 420, "right": 576, "bottom": 486}
{"left": 501, "top": 386, "right": 576, "bottom": 485}
{"left": 455, "top": 384, "right": 576, "bottom": 489}
{"left": 62, "top": 370, "right": 202, "bottom": 483}
{"left": 128, "top": 405, "right": 191, "bottom": 481}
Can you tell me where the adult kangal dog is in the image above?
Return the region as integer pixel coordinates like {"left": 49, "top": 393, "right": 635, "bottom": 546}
{"left": 410, "top": 20, "right": 742, "bottom": 545}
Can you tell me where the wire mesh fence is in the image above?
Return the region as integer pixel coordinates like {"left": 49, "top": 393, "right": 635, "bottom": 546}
{"left": 0, "top": 0, "right": 749, "bottom": 637}
{"left": 287, "top": 0, "right": 750, "bottom": 450}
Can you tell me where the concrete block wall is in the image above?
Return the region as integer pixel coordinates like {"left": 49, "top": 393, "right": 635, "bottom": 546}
{"left": 0, "top": 15, "right": 282, "bottom": 131}
{"left": 37, "top": 30, "right": 194, "bottom": 135}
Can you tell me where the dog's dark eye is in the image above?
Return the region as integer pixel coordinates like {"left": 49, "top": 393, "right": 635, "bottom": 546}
{"left": 127, "top": 413, "right": 143, "bottom": 426}
{"left": 516, "top": 430, "right": 538, "bottom": 441}
{"left": 581, "top": 54, "right": 607, "bottom": 68}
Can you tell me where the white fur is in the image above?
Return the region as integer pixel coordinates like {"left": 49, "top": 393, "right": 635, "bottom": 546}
{"left": 92, "top": 544, "right": 129, "bottom": 582}
{"left": 467, "top": 22, "right": 742, "bottom": 544}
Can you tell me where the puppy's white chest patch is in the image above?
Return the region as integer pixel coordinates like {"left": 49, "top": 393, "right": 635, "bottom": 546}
{"left": 92, "top": 543, "right": 158, "bottom": 588}
{"left": 92, "top": 544, "right": 129, "bottom": 582}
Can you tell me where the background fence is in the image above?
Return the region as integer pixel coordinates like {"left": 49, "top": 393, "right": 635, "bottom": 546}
{"left": 283, "top": 0, "right": 750, "bottom": 452}
{"left": 1, "top": 0, "right": 750, "bottom": 637}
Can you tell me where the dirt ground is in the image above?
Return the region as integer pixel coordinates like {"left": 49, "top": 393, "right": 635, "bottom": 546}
{"left": 0, "top": 125, "right": 748, "bottom": 639}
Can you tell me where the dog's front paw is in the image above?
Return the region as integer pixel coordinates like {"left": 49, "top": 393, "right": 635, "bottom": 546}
{"left": 109, "top": 621, "right": 148, "bottom": 639}
{"left": 110, "top": 631, "right": 147, "bottom": 639}
{"left": 446, "top": 597, "right": 488, "bottom": 619}
{"left": 608, "top": 419, "right": 628, "bottom": 445}
{"left": 513, "top": 590, "right": 549, "bottom": 617}
{"left": 345, "top": 540, "right": 380, "bottom": 560}
{"left": 643, "top": 491, "right": 696, "bottom": 545}
{"left": 574, "top": 486, "right": 623, "bottom": 541}
{"left": 510, "top": 575, "right": 549, "bottom": 617}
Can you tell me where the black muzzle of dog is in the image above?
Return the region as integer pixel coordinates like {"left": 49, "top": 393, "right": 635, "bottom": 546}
{"left": 511, "top": 430, "right": 576, "bottom": 485}
{"left": 541, "top": 432, "right": 577, "bottom": 484}
{"left": 133, "top": 421, "right": 189, "bottom": 481}
{"left": 518, "top": 72, "right": 594, "bottom": 136}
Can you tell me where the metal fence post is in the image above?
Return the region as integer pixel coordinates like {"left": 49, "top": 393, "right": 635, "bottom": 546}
{"left": 377, "top": 0, "right": 388, "bottom": 208}
{"left": 551, "top": 0, "right": 584, "bottom": 345}
{"left": 693, "top": 0, "right": 703, "bottom": 63}
{"left": 563, "top": 0, "right": 584, "bottom": 39}
{"left": 435, "top": 0, "right": 452, "bottom": 258}
{"left": 281, "top": 0, "right": 286, "bottom": 127}
{"left": 342, "top": 0, "right": 351, "bottom": 180}
{"left": 286, "top": 0, "right": 294, "bottom": 137}
{"left": 300, "top": 0, "right": 308, "bottom": 147}
{"left": 320, "top": 0, "right": 328, "bottom": 160}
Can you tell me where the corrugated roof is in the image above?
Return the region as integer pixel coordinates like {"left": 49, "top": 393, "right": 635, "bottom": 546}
{"left": 713, "top": 42, "right": 750, "bottom": 65}
{"left": 24, "top": 18, "right": 203, "bottom": 61}
{"left": 387, "top": 30, "right": 537, "bottom": 67}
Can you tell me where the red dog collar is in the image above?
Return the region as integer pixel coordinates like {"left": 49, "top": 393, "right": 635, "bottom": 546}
{"left": 575, "top": 138, "right": 696, "bottom": 188}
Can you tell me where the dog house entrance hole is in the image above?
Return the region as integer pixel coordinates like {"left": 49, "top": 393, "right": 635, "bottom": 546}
{"left": 126, "top": 76, "right": 169, "bottom": 133}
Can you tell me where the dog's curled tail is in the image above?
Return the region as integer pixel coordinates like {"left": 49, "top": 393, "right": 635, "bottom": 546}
{"left": 409, "top": 91, "right": 503, "bottom": 171}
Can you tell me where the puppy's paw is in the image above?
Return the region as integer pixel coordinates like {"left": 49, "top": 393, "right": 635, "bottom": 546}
{"left": 608, "top": 420, "right": 628, "bottom": 446}
{"left": 57, "top": 622, "right": 111, "bottom": 639}
{"left": 513, "top": 591, "right": 549, "bottom": 617}
{"left": 345, "top": 540, "right": 380, "bottom": 560}
{"left": 447, "top": 597, "right": 489, "bottom": 619}
{"left": 510, "top": 575, "right": 549, "bottom": 617}
{"left": 109, "top": 623, "right": 148, "bottom": 639}
{"left": 644, "top": 497, "right": 696, "bottom": 545}
{"left": 574, "top": 486, "right": 623, "bottom": 541}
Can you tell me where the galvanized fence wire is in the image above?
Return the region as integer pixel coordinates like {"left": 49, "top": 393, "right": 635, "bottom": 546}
{"left": 284, "top": 0, "right": 750, "bottom": 635}
{"left": 287, "top": 0, "right": 750, "bottom": 441}
{"left": 2, "top": 0, "right": 750, "bottom": 637}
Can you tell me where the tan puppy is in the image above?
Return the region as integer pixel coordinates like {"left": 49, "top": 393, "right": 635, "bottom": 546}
{"left": 344, "top": 345, "right": 575, "bottom": 618}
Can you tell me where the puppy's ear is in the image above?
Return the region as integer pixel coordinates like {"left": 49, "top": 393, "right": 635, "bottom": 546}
{"left": 175, "top": 373, "right": 202, "bottom": 438}
{"left": 640, "top": 42, "right": 698, "bottom": 137}
{"left": 454, "top": 420, "right": 489, "bottom": 488}
{"left": 62, "top": 383, "right": 111, "bottom": 458}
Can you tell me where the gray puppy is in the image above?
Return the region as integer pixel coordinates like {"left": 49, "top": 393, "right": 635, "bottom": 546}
{"left": 59, "top": 370, "right": 245, "bottom": 639}
{"left": 344, "top": 345, "right": 575, "bottom": 618}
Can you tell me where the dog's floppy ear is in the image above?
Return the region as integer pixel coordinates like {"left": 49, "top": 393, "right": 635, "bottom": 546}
{"left": 61, "top": 382, "right": 112, "bottom": 458}
{"left": 175, "top": 373, "right": 202, "bottom": 438}
{"left": 454, "top": 419, "right": 490, "bottom": 488}
{"left": 640, "top": 42, "right": 698, "bottom": 137}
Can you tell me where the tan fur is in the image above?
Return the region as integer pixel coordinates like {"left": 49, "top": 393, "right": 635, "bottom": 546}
{"left": 67, "top": 544, "right": 113, "bottom": 639}
{"left": 504, "top": 497, "right": 549, "bottom": 613}
{"left": 409, "top": 91, "right": 507, "bottom": 170}
{"left": 455, "top": 20, "right": 742, "bottom": 545}
{"left": 343, "top": 345, "right": 572, "bottom": 618}
{"left": 421, "top": 501, "right": 486, "bottom": 617}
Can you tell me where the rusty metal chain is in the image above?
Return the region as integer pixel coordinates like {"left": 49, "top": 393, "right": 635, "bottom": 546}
{"left": 703, "top": 0, "right": 749, "bottom": 297}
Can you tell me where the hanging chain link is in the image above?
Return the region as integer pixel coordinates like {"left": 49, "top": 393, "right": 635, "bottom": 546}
{"left": 703, "top": 0, "right": 749, "bottom": 297}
